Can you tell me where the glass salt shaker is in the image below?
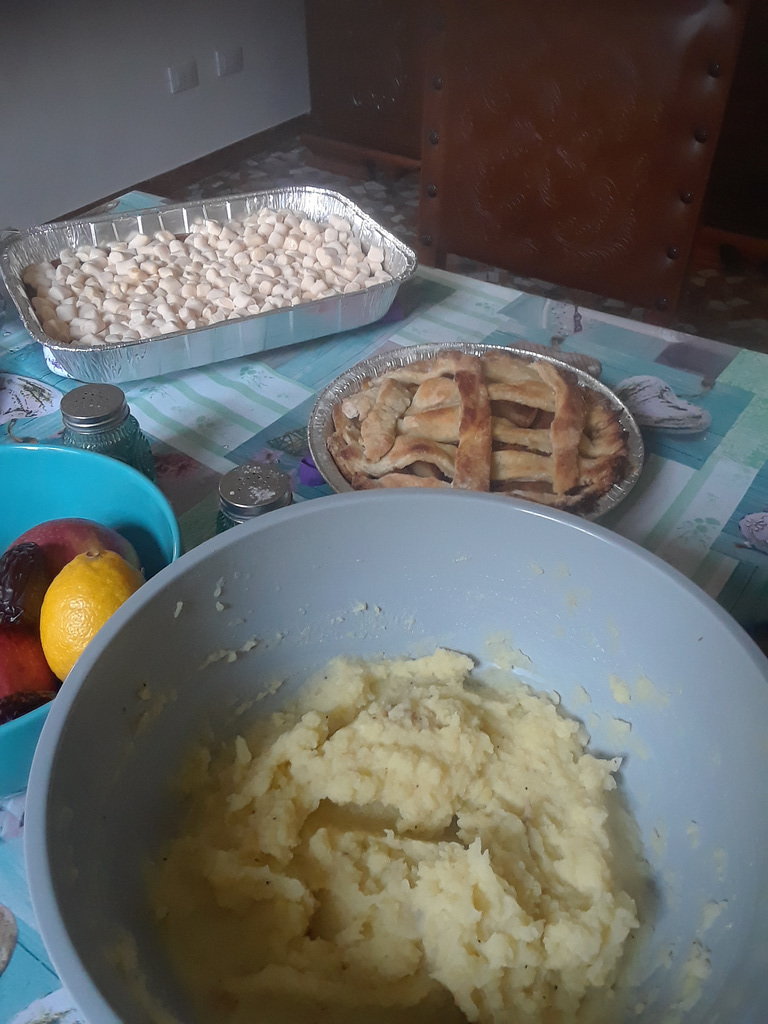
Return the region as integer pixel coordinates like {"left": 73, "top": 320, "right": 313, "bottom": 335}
{"left": 60, "top": 384, "right": 156, "bottom": 481}
{"left": 215, "top": 462, "right": 293, "bottom": 533}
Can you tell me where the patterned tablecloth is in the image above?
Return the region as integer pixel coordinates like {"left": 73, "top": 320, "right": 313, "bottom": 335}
{"left": 2, "top": 192, "right": 768, "bottom": 1022}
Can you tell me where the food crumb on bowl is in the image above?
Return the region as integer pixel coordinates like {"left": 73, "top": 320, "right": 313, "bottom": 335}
{"left": 714, "top": 848, "right": 728, "bottom": 882}
{"left": 197, "top": 636, "right": 261, "bottom": 671}
{"left": 676, "top": 939, "right": 712, "bottom": 1013}
{"left": 609, "top": 675, "right": 633, "bottom": 705}
{"left": 573, "top": 685, "right": 592, "bottom": 705}
{"left": 686, "top": 822, "right": 700, "bottom": 849}
{"left": 107, "top": 930, "right": 180, "bottom": 1024}
{"left": 700, "top": 900, "right": 727, "bottom": 933}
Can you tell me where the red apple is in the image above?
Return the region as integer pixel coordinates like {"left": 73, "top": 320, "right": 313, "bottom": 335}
{"left": 0, "top": 624, "right": 58, "bottom": 698}
{"left": 0, "top": 542, "right": 51, "bottom": 625}
{"left": 9, "top": 517, "right": 141, "bottom": 578}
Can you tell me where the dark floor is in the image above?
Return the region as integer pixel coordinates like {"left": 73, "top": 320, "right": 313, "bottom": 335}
{"left": 140, "top": 133, "right": 768, "bottom": 351}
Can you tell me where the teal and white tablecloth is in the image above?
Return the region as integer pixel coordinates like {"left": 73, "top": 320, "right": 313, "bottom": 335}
{"left": 3, "top": 192, "right": 768, "bottom": 1021}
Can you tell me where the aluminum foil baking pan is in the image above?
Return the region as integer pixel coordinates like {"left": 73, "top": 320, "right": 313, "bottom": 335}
{"left": 0, "top": 188, "right": 417, "bottom": 383}
{"left": 308, "top": 342, "right": 644, "bottom": 521}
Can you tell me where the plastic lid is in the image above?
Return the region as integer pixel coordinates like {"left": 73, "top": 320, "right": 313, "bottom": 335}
{"left": 218, "top": 462, "right": 293, "bottom": 521}
{"left": 60, "top": 384, "right": 128, "bottom": 431}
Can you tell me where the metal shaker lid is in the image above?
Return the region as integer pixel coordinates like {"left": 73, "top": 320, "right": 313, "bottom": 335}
{"left": 60, "top": 384, "right": 129, "bottom": 431}
{"left": 218, "top": 462, "right": 293, "bottom": 521}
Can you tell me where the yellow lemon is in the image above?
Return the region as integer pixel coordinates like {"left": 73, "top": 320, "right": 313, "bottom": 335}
{"left": 39, "top": 549, "right": 145, "bottom": 681}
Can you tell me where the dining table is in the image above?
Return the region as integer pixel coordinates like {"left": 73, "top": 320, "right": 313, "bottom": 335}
{"left": 2, "top": 190, "right": 768, "bottom": 1023}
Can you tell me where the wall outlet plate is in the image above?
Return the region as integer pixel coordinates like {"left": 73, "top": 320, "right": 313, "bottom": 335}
{"left": 167, "top": 58, "right": 199, "bottom": 94}
{"left": 215, "top": 46, "right": 243, "bottom": 77}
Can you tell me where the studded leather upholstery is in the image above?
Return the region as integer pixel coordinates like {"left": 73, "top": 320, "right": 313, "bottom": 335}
{"left": 417, "top": 0, "right": 750, "bottom": 313}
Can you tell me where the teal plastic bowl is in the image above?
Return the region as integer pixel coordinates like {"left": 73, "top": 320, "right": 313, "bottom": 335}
{"left": 0, "top": 443, "right": 182, "bottom": 797}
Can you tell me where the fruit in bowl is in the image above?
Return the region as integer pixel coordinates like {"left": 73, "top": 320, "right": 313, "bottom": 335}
{"left": 0, "top": 539, "right": 59, "bottom": 725}
{"left": 0, "top": 520, "right": 146, "bottom": 733}
{"left": 39, "top": 546, "right": 145, "bottom": 682}
{"left": 0, "top": 541, "right": 51, "bottom": 626}
{"left": 0, "top": 625, "right": 57, "bottom": 724}
{"left": 0, "top": 518, "right": 145, "bottom": 696}
{"left": 10, "top": 517, "right": 142, "bottom": 579}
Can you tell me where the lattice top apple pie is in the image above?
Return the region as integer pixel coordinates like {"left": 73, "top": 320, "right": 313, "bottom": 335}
{"left": 326, "top": 348, "right": 629, "bottom": 512}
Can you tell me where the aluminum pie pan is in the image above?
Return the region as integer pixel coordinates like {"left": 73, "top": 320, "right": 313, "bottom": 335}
{"left": 0, "top": 187, "right": 417, "bottom": 384}
{"left": 308, "top": 342, "right": 644, "bottom": 521}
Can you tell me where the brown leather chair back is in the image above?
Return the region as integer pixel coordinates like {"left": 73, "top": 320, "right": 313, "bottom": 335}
{"left": 305, "top": 0, "right": 424, "bottom": 161}
{"left": 418, "top": 0, "right": 750, "bottom": 313}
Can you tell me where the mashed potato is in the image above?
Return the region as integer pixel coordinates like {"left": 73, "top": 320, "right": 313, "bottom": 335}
{"left": 150, "top": 649, "right": 639, "bottom": 1024}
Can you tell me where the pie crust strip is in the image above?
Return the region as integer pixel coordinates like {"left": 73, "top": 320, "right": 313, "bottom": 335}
{"left": 454, "top": 360, "right": 492, "bottom": 490}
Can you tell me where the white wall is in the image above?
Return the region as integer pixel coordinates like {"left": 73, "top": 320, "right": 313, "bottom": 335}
{"left": 0, "top": 0, "right": 310, "bottom": 229}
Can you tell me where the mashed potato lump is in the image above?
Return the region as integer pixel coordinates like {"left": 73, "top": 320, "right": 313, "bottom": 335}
{"left": 150, "top": 649, "right": 639, "bottom": 1023}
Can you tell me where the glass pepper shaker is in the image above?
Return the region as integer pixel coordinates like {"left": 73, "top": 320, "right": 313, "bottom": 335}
{"left": 216, "top": 462, "right": 293, "bottom": 533}
{"left": 60, "top": 383, "right": 156, "bottom": 481}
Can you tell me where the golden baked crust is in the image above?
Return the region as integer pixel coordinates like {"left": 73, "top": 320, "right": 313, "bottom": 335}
{"left": 327, "top": 348, "right": 628, "bottom": 512}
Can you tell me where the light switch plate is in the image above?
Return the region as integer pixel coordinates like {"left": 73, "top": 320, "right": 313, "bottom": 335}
{"left": 215, "top": 46, "right": 243, "bottom": 77}
{"left": 167, "top": 58, "right": 199, "bottom": 94}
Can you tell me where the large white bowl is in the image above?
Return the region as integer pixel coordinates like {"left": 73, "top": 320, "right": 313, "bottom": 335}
{"left": 24, "top": 491, "right": 768, "bottom": 1023}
